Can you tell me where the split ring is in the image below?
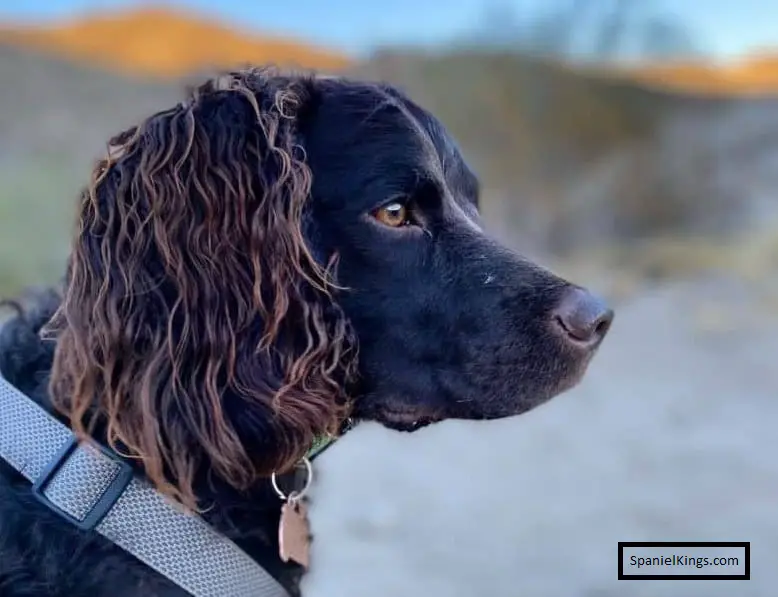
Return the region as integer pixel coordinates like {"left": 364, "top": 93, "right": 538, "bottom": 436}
{"left": 270, "top": 456, "right": 313, "bottom": 502}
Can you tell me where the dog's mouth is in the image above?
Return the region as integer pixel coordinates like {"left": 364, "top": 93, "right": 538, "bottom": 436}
{"left": 349, "top": 341, "right": 605, "bottom": 431}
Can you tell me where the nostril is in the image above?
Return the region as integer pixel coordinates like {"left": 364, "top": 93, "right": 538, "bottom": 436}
{"left": 554, "top": 314, "right": 574, "bottom": 337}
{"left": 552, "top": 288, "right": 614, "bottom": 346}
{"left": 554, "top": 313, "right": 596, "bottom": 342}
{"left": 593, "top": 311, "right": 614, "bottom": 338}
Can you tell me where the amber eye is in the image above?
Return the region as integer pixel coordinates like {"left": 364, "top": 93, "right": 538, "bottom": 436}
{"left": 373, "top": 201, "right": 409, "bottom": 228}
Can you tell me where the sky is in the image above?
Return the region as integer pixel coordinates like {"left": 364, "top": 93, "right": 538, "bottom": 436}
{"left": 1, "top": 0, "right": 777, "bottom": 60}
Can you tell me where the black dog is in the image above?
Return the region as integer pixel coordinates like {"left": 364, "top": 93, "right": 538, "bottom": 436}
{"left": 0, "top": 67, "right": 612, "bottom": 597}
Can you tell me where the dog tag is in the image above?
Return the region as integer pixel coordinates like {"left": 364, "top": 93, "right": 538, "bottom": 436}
{"left": 278, "top": 499, "right": 310, "bottom": 568}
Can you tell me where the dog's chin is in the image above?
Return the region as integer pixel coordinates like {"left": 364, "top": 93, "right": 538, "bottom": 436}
{"left": 350, "top": 401, "right": 444, "bottom": 433}
{"left": 379, "top": 415, "right": 440, "bottom": 433}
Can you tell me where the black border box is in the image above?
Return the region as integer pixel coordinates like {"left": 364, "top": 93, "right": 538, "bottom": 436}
{"left": 618, "top": 542, "right": 750, "bottom": 580}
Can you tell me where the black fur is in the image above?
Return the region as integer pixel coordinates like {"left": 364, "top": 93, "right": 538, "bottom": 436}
{"left": 0, "top": 72, "right": 610, "bottom": 596}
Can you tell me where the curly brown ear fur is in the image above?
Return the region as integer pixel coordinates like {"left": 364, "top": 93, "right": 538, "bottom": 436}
{"left": 42, "top": 67, "right": 358, "bottom": 511}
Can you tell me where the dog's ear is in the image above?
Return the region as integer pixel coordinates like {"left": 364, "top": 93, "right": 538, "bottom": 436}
{"left": 44, "top": 68, "right": 358, "bottom": 510}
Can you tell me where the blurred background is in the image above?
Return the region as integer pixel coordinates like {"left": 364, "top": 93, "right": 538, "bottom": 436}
{"left": 1, "top": 0, "right": 776, "bottom": 595}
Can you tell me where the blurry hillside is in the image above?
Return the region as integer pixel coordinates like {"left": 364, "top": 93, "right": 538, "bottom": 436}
{"left": 1, "top": 3, "right": 778, "bottom": 296}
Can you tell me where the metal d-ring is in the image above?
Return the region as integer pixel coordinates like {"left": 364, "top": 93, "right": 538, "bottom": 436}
{"left": 270, "top": 456, "right": 313, "bottom": 502}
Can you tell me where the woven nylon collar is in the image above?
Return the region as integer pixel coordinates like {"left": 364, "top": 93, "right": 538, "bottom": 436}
{"left": 0, "top": 372, "right": 340, "bottom": 597}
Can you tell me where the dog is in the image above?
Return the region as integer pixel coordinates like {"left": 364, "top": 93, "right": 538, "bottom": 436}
{"left": 0, "top": 67, "right": 613, "bottom": 597}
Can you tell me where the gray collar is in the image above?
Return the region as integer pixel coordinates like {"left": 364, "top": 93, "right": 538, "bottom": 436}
{"left": 0, "top": 372, "right": 291, "bottom": 597}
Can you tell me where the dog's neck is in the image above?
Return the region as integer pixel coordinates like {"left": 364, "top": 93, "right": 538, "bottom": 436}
{"left": 55, "top": 386, "right": 307, "bottom": 595}
{"left": 0, "top": 312, "right": 307, "bottom": 597}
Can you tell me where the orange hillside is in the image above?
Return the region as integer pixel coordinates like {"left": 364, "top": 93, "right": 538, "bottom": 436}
{"left": 597, "top": 54, "right": 778, "bottom": 95}
{"left": 0, "top": 7, "right": 352, "bottom": 77}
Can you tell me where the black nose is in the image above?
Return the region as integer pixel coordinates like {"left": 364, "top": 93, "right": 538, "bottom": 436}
{"left": 552, "top": 287, "right": 614, "bottom": 347}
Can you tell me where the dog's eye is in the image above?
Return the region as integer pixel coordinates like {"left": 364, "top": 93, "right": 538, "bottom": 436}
{"left": 373, "top": 202, "right": 410, "bottom": 228}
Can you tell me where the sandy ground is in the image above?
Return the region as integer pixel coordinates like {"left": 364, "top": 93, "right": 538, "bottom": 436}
{"left": 305, "top": 273, "right": 778, "bottom": 597}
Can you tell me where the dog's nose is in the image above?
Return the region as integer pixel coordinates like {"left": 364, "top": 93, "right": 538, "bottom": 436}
{"left": 552, "top": 287, "right": 613, "bottom": 347}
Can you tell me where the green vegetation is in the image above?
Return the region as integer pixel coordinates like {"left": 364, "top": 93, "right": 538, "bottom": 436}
{"left": 0, "top": 156, "right": 77, "bottom": 293}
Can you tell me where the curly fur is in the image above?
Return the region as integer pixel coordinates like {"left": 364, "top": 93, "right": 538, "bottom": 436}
{"left": 0, "top": 66, "right": 611, "bottom": 597}
{"left": 42, "top": 70, "right": 358, "bottom": 510}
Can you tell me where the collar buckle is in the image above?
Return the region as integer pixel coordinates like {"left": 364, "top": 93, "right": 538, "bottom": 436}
{"left": 31, "top": 436, "right": 134, "bottom": 531}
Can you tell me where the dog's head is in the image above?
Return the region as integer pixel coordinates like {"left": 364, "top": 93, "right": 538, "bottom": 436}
{"left": 44, "top": 68, "right": 612, "bottom": 509}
